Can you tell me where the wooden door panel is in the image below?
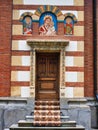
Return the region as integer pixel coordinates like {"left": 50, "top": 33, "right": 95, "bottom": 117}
{"left": 48, "top": 57, "right": 58, "bottom": 77}
{"left": 38, "top": 81, "right": 56, "bottom": 90}
{"left": 37, "top": 57, "right": 46, "bottom": 77}
{"left": 38, "top": 91, "right": 58, "bottom": 100}
{"left": 36, "top": 53, "right": 59, "bottom": 100}
{"left": 39, "top": 78, "right": 56, "bottom": 80}
{"left": 40, "top": 82, "right": 54, "bottom": 89}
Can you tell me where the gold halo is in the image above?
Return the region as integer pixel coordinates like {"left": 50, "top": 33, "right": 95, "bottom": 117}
{"left": 44, "top": 15, "right": 52, "bottom": 21}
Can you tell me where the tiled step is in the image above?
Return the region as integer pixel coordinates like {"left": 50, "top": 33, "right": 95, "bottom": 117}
{"left": 33, "top": 100, "right": 61, "bottom": 126}
{"left": 9, "top": 100, "right": 85, "bottom": 130}
{"left": 34, "top": 110, "right": 60, "bottom": 112}
{"left": 18, "top": 120, "right": 76, "bottom": 127}
{"left": 35, "top": 101, "right": 60, "bottom": 106}
{"left": 34, "top": 105, "right": 60, "bottom": 110}
{"left": 10, "top": 124, "right": 85, "bottom": 130}
{"left": 34, "top": 115, "right": 61, "bottom": 118}
{"left": 34, "top": 110, "right": 60, "bottom": 115}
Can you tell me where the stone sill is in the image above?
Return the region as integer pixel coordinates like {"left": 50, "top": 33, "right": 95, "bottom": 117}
{"left": 0, "top": 97, "right": 28, "bottom": 105}
{"left": 0, "top": 97, "right": 97, "bottom": 106}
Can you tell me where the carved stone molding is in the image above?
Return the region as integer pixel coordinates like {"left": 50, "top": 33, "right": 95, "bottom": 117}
{"left": 27, "top": 39, "right": 69, "bottom": 49}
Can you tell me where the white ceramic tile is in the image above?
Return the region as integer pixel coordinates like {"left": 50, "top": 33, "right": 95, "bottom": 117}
{"left": 62, "top": 10, "right": 78, "bottom": 18}
{"left": 21, "top": 87, "right": 30, "bottom": 97}
{"left": 18, "top": 71, "right": 30, "bottom": 81}
{"left": 66, "top": 41, "right": 77, "bottom": 52}
{"left": 23, "top": 0, "right": 74, "bottom": 5}
{"left": 65, "top": 56, "right": 74, "bottom": 66}
{"left": 65, "top": 87, "right": 73, "bottom": 98}
{"left": 18, "top": 40, "right": 31, "bottom": 50}
{"left": 65, "top": 72, "right": 77, "bottom": 82}
{"left": 22, "top": 56, "right": 30, "bottom": 66}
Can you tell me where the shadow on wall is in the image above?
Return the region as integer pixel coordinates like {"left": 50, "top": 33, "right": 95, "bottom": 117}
{"left": 91, "top": 102, "right": 98, "bottom": 129}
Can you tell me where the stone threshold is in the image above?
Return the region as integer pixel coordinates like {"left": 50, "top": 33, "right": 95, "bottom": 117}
{"left": 18, "top": 120, "right": 76, "bottom": 127}
{"left": 10, "top": 124, "right": 85, "bottom": 130}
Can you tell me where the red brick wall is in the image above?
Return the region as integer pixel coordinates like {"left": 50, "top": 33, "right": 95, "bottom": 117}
{"left": 84, "top": 0, "right": 94, "bottom": 97}
{"left": 0, "top": 0, "right": 13, "bottom": 96}
{"left": 96, "top": 0, "right": 98, "bottom": 94}
{"left": 58, "top": 23, "right": 64, "bottom": 35}
{"left": 0, "top": 0, "right": 95, "bottom": 97}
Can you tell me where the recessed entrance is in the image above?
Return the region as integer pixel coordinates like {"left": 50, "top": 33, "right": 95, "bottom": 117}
{"left": 27, "top": 39, "right": 68, "bottom": 98}
{"left": 36, "top": 52, "right": 60, "bottom": 100}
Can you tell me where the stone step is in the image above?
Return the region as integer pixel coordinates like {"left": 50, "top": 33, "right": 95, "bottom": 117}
{"left": 61, "top": 121, "right": 76, "bottom": 127}
{"left": 18, "top": 120, "right": 76, "bottom": 127}
{"left": 10, "top": 124, "right": 85, "bottom": 130}
{"left": 25, "top": 115, "right": 69, "bottom": 121}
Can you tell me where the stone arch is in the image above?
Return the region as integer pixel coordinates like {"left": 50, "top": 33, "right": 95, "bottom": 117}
{"left": 19, "top": 12, "right": 33, "bottom": 22}
{"left": 34, "top": 5, "right": 62, "bottom": 18}
{"left": 64, "top": 13, "right": 77, "bottom": 23}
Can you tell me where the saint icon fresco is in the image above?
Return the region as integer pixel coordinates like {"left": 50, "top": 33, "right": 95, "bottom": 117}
{"left": 39, "top": 15, "right": 56, "bottom": 36}
{"left": 64, "top": 17, "right": 74, "bottom": 35}
{"left": 23, "top": 16, "right": 32, "bottom": 34}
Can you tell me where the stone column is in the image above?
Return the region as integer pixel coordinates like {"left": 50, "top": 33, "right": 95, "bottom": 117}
{"left": 60, "top": 48, "right": 66, "bottom": 98}
{"left": 30, "top": 49, "right": 36, "bottom": 98}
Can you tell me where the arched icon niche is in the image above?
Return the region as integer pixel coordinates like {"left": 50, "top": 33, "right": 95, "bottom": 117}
{"left": 23, "top": 16, "right": 33, "bottom": 35}
{"left": 39, "top": 12, "right": 57, "bottom": 36}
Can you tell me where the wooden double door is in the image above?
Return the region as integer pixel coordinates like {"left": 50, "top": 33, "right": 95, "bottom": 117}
{"left": 36, "top": 52, "right": 60, "bottom": 100}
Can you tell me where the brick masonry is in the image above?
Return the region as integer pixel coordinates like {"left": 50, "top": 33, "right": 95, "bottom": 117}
{"left": 11, "top": 1, "right": 85, "bottom": 97}
{"left": 0, "top": 0, "right": 13, "bottom": 96}
{"left": 84, "top": 0, "right": 94, "bottom": 97}
{"left": 96, "top": 0, "right": 98, "bottom": 95}
{"left": 0, "top": 0, "right": 95, "bottom": 98}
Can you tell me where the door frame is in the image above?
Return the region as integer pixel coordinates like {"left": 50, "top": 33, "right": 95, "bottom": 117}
{"left": 27, "top": 39, "right": 68, "bottom": 99}
{"left": 35, "top": 52, "right": 60, "bottom": 100}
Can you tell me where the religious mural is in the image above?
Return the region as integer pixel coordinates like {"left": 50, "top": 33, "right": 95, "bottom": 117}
{"left": 23, "top": 16, "right": 32, "bottom": 34}
{"left": 39, "top": 12, "right": 57, "bottom": 36}
{"left": 19, "top": 6, "right": 77, "bottom": 36}
{"left": 64, "top": 16, "right": 74, "bottom": 35}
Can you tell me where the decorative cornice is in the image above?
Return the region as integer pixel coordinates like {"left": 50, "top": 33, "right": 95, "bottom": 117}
{"left": 27, "top": 39, "right": 69, "bottom": 48}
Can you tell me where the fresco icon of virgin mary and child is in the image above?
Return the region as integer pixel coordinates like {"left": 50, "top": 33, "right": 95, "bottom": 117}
{"left": 39, "top": 14, "right": 57, "bottom": 36}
